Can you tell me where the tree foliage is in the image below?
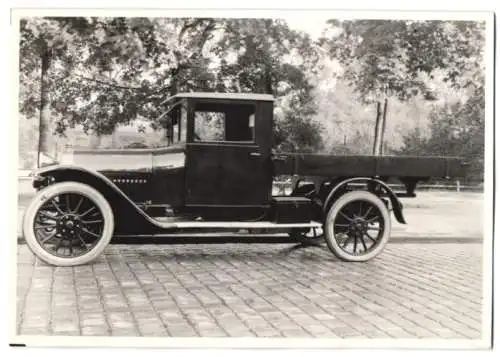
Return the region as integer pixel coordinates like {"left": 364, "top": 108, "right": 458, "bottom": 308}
{"left": 20, "top": 17, "right": 220, "bottom": 137}
{"left": 19, "top": 17, "right": 324, "bottom": 155}
{"left": 211, "top": 18, "right": 323, "bottom": 152}
{"left": 316, "top": 18, "right": 486, "bottom": 168}
{"left": 398, "top": 78, "right": 485, "bottom": 182}
{"left": 320, "top": 19, "right": 485, "bottom": 103}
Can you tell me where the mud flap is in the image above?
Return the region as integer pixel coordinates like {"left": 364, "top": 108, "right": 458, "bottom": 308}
{"left": 386, "top": 192, "right": 406, "bottom": 224}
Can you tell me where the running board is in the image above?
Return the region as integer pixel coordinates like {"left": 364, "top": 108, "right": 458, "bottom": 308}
{"left": 150, "top": 219, "right": 323, "bottom": 230}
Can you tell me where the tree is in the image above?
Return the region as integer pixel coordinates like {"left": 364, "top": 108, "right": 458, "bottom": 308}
{"left": 398, "top": 78, "right": 485, "bottom": 182}
{"left": 319, "top": 19, "right": 485, "bottom": 155}
{"left": 20, "top": 17, "right": 152, "bottom": 164}
{"left": 212, "top": 19, "right": 324, "bottom": 152}
{"left": 19, "top": 17, "right": 83, "bottom": 166}
{"left": 19, "top": 16, "right": 220, "bottom": 159}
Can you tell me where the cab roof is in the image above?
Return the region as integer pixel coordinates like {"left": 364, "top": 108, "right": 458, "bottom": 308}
{"left": 163, "top": 92, "right": 274, "bottom": 105}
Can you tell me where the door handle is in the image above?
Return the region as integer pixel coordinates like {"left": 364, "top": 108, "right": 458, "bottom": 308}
{"left": 249, "top": 152, "right": 262, "bottom": 158}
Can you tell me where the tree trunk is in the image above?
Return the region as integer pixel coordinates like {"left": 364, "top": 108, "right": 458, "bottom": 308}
{"left": 37, "top": 40, "right": 51, "bottom": 168}
{"left": 171, "top": 68, "right": 179, "bottom": 96}
{"left": 264, "top": 63, "right": 273, "bottom": 94}
{"left": 89, "top": 133, "right": 102, "bottom": 149}
{"left": 372, "top": 102, "right": 382, "bottom": 155}
{"left": 379, "top": 98, "right": 388, "bottom": 155}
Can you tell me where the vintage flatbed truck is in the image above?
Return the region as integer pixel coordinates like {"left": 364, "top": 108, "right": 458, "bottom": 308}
{"left": 22, "top": 92, "right": 467, "bottom": 266}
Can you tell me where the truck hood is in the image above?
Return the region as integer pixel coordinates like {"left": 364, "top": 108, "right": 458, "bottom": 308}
{"left": 58, "top": 144, "right": 186, "bottom": 173}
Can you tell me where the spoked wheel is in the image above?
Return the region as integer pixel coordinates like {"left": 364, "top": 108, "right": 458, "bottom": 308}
{"left": 23, "top": 182, "right": 114, "bottom": 266}
{"left": 324, "top": 190, "right": 391, "bottom": 262}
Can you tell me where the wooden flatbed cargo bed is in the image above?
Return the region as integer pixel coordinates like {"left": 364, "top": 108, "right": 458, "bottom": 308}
{"left": 274, "top": 154, "right": 468, "bottom": 179}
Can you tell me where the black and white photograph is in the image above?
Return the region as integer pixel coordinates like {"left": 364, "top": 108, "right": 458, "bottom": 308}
{"left": 9, "top": 7, "right": 494, "bottom": 349}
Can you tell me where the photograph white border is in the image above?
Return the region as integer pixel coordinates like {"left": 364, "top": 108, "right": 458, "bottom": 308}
{"left": 4, "top": 2, "right": 496, "bottom": 352}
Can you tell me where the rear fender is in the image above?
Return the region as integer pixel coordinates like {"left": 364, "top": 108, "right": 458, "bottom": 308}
{"left": 32, "top": 165, "right": 166, "bottom": 235}
{"left": 323, "top": 177, "right": 406, "bottom": 224}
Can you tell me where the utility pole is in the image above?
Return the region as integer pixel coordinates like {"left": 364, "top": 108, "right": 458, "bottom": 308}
{"left": 372, "top": 99, "right": 389, "bottom": 156}
{"left": 379, "top": 98, "right": 388, "bottom": 155}
{"left": 372, "top": 102, "right": 382, "bottom": 156}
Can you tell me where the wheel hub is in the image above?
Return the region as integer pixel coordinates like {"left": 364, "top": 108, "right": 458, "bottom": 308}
{"left": 58, "top": 214, "right": 81, "bottom": 236}
{"left": 350, "top": 217, "right": 367, "bottom": 235}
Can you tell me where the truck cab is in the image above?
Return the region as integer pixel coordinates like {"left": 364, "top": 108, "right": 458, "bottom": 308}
{"left": 170, "top": 92, "right": 275, "bottom": 209}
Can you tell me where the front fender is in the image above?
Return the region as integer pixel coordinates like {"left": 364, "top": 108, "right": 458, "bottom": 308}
{"left": 32, "top": 164, "right": 166, "bottom": 235}
{"left": 323, "top": 177, "right": 406, "bottom": 224}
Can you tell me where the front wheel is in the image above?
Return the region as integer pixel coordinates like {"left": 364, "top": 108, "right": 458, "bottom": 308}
{"left": 23, "top": 182, "right": 114, "bottom": 266}
{"left": 324, "top": 190, "right": 391, "bottom": 262}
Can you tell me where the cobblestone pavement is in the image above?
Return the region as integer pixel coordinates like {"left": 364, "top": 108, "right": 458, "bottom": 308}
{"left": 16, "top": 242, "right": 483, "bottom": 339}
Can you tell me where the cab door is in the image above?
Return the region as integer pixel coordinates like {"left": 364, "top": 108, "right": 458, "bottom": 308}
{"left": 184, "top": 100, "right": 272, "bottom": 207}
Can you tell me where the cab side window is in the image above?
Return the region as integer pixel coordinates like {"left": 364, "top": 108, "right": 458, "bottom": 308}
{"left": 193, "top": 111, "right": 225, "bottom": 141}
{"left": 193, "top": 102, "right": 255, "bottom": 143}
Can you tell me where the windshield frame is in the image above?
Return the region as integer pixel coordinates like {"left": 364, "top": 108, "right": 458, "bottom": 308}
{"left": 163, "top": 100, "right": 188, "bottom": 146}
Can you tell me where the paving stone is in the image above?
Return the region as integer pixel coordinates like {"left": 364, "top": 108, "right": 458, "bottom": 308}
{"left": 16, "top": 243, "right": 483, "bottom": 339}
{"left": 110, "top": 328, "right": 139, "bottom": 336}
{"left": 19, "top": 326, "right": 50, "bottom": 335}
{"left": 81, "top": 326, "right": 110, "bottom": 336}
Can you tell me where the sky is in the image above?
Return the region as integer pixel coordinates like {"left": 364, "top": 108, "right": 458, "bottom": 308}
{"left": 284, "top": 15, "right": 332, "bottom": 39}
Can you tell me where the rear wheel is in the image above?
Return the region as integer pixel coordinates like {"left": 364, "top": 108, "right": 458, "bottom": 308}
{"left": 324, "top": 190, "right": 391, "bottom": 262}
{"left": 23, "top": 182, "right": 114, "bottom": 266}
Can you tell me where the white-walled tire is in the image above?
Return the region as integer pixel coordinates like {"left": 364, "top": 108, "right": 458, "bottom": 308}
{"left": 23, "top": 181, "right": 114, "bottom": 266}
{"left": 324, "top": 190, "right": 391, "bottom": 262}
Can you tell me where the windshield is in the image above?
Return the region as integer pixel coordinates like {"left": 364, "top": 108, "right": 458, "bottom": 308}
{"left": 164, "top": 101, "right": 187, "bottom": 145}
